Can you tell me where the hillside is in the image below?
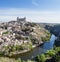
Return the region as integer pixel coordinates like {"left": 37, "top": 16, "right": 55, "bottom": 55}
{"left": 38, "top": 23, "right": 60, "bottom": 36}
{"left": 0, "top": 17, "right": 51, "bottom": 57}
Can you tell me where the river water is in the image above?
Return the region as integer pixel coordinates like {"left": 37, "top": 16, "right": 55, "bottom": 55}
{"left": 16, "top": 34, "right": 57, "bottom": 60}
{"left": 42, "top": 34, "right": 57, "bottom": 50}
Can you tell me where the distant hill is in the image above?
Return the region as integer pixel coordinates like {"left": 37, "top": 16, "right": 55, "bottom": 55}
{"left": 39, "top": 23, "right": 60, "bottom": 36}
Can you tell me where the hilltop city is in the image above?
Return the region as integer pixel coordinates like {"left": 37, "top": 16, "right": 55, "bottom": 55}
{"left": 0, "top": 17, "right": 50, "bottom": 56}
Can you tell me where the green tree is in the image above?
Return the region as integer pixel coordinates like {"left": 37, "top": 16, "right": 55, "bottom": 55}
{"left": 37, "top": 54, "right": 46, "bottom": 62}
{"left": 46, "top": 50, "right": 56, "bottom": 57}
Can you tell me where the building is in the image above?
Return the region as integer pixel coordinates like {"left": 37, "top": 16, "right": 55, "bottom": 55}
{"left": 17, "top": 17, "right": 26, "bottom": 22}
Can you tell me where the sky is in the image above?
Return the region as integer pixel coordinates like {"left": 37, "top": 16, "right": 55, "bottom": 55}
{"left": 0, "top": 0, "right": 60, "bottom": 23}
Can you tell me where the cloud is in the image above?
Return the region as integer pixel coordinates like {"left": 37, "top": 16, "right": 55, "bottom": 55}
{"left": 32, "top": 0, "right": 39, "bottom": 6}
{"left": 0, "top": 8, "right": 60, "bottom": 23}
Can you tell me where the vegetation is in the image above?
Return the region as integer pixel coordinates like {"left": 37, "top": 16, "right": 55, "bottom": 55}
{"left": 30, "top": 37, "right": 39, "bottom": 44}
{"left": 2, "top": 31, "right": 9, "bottom": 35}
{"left": 37, "top": 54, "right": 46, "bottom": 62}
{"left": 0, "top": 19, "right": 57, "bottom": 62}
{"left": 0, "top": 57, "right": 35, "bottom": 62}
{"left": 0, "top": 43, "right": 33, "bottom": 57}
{"left": 41, "top": 32, "right": 51, "bottom": 42}
{"left": 45, "top": 49, "right": 56, "bottom": 57}
{"left": 54, "top": 37, "right": 60, "bottom": 47}
{"left": 0, "top": 46, "right": 60, "bottom": 62}
{"left": 34, "top": 43, "right": 60, "bottom": 62}
{"left": 55, "top": 52, "right": 60, "bottom": 62}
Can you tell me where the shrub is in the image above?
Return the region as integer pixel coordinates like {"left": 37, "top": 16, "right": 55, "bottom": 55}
{"left": 41, "top": 32, "right": 51, "bottom": 42}
{"left": 28, "top": 43, "right": 33, "bottom": 50}
{"left": 55, "top": 53, "right": 60, "bottom": 62}
{"left": 37, "top": 54, "right": 46, "bottom": 62}
{"left": 2, "top": 31, "right": 9, "bottom": 35}
{"left": 12, "top": 46, "right": 17, "bottom": 52}
{"left": 55, "top": 47, "right": 60, "bottom": 53}
{"left": 30, "top": 35, "right": 39, "bottom": 44}
{"left": 41, "top": 37, "right": 50, "bottom": 42}
{"left": 17, "top": 58, "right": 22, "bottom": 62}
{"left": 26, "top": 60, "right": 35, "bottom": 62}
{"left": 46, "top": 49, "right": 56, "bottom": 57}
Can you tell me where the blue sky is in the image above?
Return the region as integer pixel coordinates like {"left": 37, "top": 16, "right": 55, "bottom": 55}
{"left": 0, "top": 0, "right": 60, "bottom": 23}
{"left": 0, "top": 0, "right": 60, "bottom": 10}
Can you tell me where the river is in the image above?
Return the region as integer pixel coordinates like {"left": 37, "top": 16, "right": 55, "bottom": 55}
{"left": 15, "top": 34, "right": 57, "bottom": 60}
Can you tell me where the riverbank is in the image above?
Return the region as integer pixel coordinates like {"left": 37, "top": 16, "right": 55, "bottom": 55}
{"left": 0, "top": 18, "right": 51, "bottom": 58}
{"left": 0, "top": 34, "right": 57, "bottom": 62}
{"left": 7, "top": 42, "right": 44, "bottom": 58}
{"left": 4, "top": 34, "right": 55, "bottom": 60}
